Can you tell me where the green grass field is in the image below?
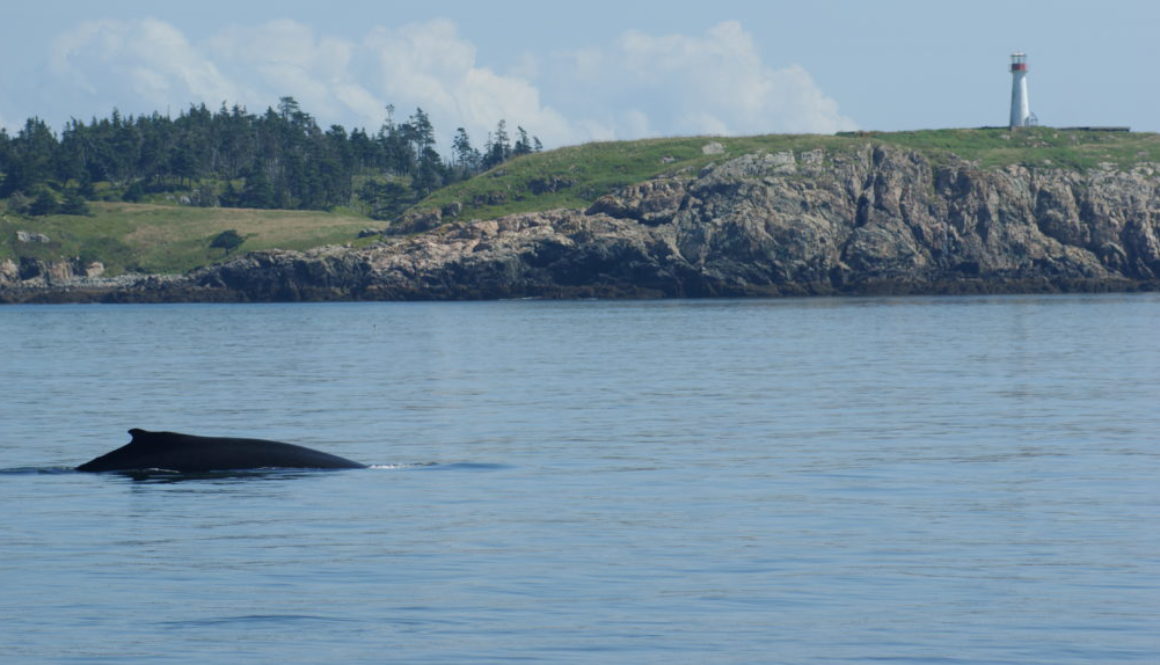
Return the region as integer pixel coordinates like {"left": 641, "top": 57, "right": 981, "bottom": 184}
{"left": 5, "top": 127, "right": 1159, "bottom": 276}
{"left": 862, "top": 126, "right": 1160, "bottom": 169}
{"left": 1, "top": 202, "right": 373, "bottom": 275}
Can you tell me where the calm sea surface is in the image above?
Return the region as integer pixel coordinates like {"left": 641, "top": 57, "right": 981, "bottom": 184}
{"left": 1, "top": 295, "right": 1158, "bottom": 664}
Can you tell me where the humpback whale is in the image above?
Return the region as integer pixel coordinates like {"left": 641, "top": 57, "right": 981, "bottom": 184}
{"left": 77, "top": 429, "right": 367, "bottom": 472}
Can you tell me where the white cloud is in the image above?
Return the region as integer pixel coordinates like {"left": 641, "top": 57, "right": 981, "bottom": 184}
{"left": 44, "top": 17, "right": 573, "bottom": 148}
{"left": 38, "top": 17, "right": 854, "bottom": 150}
{"left": 359, "top": 20, "right": 574, "bottom": 146}
{"left": 207, "top": 19, "right": 378, "bottom": 125}
{"left": 551, "top": 21, "right": 857, "bottom": 137}
{"left": 51, "top": 18, "right": 241, "bottom": 111}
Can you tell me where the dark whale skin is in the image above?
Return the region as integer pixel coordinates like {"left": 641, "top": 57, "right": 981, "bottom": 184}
{"left": 77, "top": 429, "right": 367, "bottom": 472}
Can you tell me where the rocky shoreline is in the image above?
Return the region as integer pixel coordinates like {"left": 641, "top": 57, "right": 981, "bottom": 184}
{"left": 4, "top": 144, "right": 1160, "bottom": 303}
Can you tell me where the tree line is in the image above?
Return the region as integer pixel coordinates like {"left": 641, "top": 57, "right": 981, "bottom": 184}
{"left": 0, "top": 97, "right": 542, "bottom": 218}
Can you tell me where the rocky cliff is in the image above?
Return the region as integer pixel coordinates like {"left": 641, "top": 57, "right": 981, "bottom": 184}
{"left": 4, "top": 143, "right": 1160, "bottom": 302}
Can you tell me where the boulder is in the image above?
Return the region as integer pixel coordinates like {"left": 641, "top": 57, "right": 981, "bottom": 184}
{"left": 16, "top": 230, "right": 50, "bottom": 244}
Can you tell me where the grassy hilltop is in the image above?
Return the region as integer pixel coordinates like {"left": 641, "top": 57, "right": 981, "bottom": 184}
{"left": 417, "top": 127, "right": 1160, "bottom": 221}
{"left": 4, "top": 127, "right": 1160, "bottom": 276}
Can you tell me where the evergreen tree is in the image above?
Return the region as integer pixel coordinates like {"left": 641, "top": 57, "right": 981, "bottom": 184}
{"left": 413, "top": 145, "right": 446, "bottom": 196}
{"left": 29, "top": 187, "right": 59, "bottom": 216}
{"left": 121, "top": 180, "right": 145, "bottom": 202}
{"left": 137, "top": 113, "right": 172, "bottom": 185}
{"left": 402, "top": 108, "right": 436, "bottom": 156}
{"left": 219, "top": 181, "right": 243, "bottom": 208}
{"left": 239, "top": 163, "right": 275, "bottom": 208}
{"left": 278, "top": 96, "right": 312, "bottom": 130}
{"left": 513, "top": 126, "right": 533, "bottom": 156}
{"left": 56, "top": 119, "right": 89, "bottom": 184}
{"left": 0, "top": 127, "right": 10, "bottom": 173}
{"left": 216, "top": 103, "right": 257, "bottom": 179}
{"left": 349, "top": 127, "right": 376, "bottom": 171}
{"left": 359, "top": 179, "right": 413, "bottom": 220}
{"left": 109, "top": 110, "right": 143, "bottom": 185}
{"left": 60, "top": 188, "right": 91, "bottom": 215}
{"left": 451, "top": 127, "right": 480, "bottom": 180}
{"left": 482, "top": 120, "right": 512, "bottom": 170}
{"left": 377, "top": 105, "right": 413, "bottom": 175}
{"left": 1, "top": 118, "right": 58, "bottom": 197}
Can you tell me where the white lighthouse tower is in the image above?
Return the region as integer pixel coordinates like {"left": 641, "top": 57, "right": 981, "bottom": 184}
{"left": 1009, "top": 52, "right": 1034, "bottom": 128}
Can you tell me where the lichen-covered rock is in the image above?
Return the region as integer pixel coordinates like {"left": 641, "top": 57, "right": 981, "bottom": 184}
{"left": 587, "top": 179, "right": 688, "bottom": 226}
{"left": 0, "top": 259, "right": 19, "bottom": 283}
{"left": 16, "top": 230, "right": 51, "bottom": 244}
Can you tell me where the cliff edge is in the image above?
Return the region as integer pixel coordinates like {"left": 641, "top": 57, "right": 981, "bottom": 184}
{"left": 4, "top": 143, "right": 1160, "bottom": 302}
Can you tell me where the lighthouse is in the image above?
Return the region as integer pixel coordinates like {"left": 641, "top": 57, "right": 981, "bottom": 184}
{"left": 1009, "top": 52, "right": 1034, "bottom": 128}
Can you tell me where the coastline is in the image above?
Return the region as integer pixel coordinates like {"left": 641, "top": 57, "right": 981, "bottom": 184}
{"left": 6, "top": 142, "right": 1160, "bottom": 305}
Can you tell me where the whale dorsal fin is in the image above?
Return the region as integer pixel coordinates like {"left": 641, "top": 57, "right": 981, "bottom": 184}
{"left": 127, "top": 429, "right": 191, "bottom": 449}
{"left": 128, "top": 428, "right": 159, "bottom": 442}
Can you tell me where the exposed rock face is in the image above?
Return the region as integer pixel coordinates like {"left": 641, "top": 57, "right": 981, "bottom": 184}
{"left": 4, "top": 257, "right": 109, "bottom": 284}
{"left": 0, "top": 256, "right": 182, "bottom": 303}
{"left": 4, "top": 144, "right": 1160, "bottom": 302}
{"left": 191, "top": 248, "right": 376, "bottom": 301}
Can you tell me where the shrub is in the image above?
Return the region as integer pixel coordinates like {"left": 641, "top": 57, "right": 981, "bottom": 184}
{"left": 6, "top": 190, "right": 32, "bottom": 215}
{"left": 209, "top": 229, "right": 244, "bottom": 254}
{"left": 60, "top": 189, "right": 91, "bottom": 216}
{"left": 29, "top": 188, "right": 59, "bottom": 216}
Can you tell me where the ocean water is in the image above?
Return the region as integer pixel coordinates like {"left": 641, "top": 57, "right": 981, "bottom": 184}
{"left": 1, "top": 295, "right": 1157, "bottom": 664}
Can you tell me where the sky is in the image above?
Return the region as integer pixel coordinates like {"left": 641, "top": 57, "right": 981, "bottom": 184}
{"left": 2, "top": 0, "right": 1158, "bottom": 150}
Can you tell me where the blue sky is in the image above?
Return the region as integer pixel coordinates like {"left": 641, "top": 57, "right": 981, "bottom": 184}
{"left": 2, "top": 0, "right": 1157, "bottom": 149}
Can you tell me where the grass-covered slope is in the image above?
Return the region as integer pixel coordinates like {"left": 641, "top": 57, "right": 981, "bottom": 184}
{"left": 418, "top": 127, "right": 1160, "bottom": 222}
{"left": 1, "top": 202, "right": 371, "bottom": 275}
{"left": 418, "top": 134, "right": 853, "bottom": 221}
{"left": 4, "top": 127, "right": 1160, "bottom": 277}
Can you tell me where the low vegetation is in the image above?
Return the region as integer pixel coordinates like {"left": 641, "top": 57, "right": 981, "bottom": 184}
{"left": 859, "top": 126, "right": 1160, "bottom": 169}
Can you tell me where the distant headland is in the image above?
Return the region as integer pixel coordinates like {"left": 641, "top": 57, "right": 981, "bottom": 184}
{"left": 4, "top": 127, "right": 1160, "bottom": 302}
